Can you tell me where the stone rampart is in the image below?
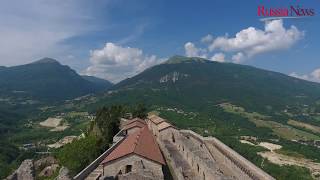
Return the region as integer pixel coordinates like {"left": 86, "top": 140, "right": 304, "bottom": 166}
{"left": 180, "top": 130, "right": 275, "bottom": 180}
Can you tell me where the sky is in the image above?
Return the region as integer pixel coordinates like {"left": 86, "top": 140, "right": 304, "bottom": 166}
{"left": 0, "top": 0, "right": 319, "bottom": 83}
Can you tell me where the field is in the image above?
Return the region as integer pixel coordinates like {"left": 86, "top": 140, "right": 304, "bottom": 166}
{"left": 258, "top": 151, "right": 320, "bottom": 178}
{"left": 39, "top": 117, "right": 62, "bottom": 128}
{"left": 288, "top": 120, "right": 320, "bottom": 134}
{"left": 156, "top": 103, "right": 320, "bottom": 179}
{"left": 220, "top": 103, "right": 320, "bottom": 141}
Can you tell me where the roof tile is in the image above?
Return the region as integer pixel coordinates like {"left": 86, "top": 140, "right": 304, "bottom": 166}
{"left": 101, "top": 126, "right": 165, "bottom": 165}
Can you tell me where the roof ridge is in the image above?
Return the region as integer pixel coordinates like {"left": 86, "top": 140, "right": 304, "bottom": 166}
{"left": 132, "top": 127, "right": 144, "bottom": 152}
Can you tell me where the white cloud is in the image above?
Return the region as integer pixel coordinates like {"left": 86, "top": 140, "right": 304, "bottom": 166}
{"left": 184, "top": 42, "right": 207, "bottom": 58}
{"left": 232, "top": 52, "right": 245, "bottom": 63}
{"left": 289, "top": 72, "right": 309, "bottom": 81}
{"left": 210, "top": 53, "right": 225, "bottom": 62}
{"left": 0, "top": 0, "right": 101, "bottom": 66}
{"left": 290, "top": 68, "right": 320, "bottom": 83}
{"left": 184, "top": 42, "right": 199, "bottom": 57}
{"left": 85, "top": 43, "right": 164, "bottom": 83}
{"left": 201, "top": 34, "right": 214, "bottom": 43}
{"left": 311, "top": 69, "right": 320, "bottom": 80}
{"left": 209, "top": 19, "right": 303, "bottom": 62}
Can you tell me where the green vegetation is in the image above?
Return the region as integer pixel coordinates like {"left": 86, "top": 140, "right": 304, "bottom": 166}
{"left": 288, "top": 119, "right": 320, "bottom": 134}
{"left": 277, "top": 139, "right": 320, "bottom": 162}
{"left": 263, "top": 163, "right": 313, "bottom": 180}
{"left": 0, "top": 58, "right": 112, "bottom": 101}
{"left": 57, "top": 105, "right": 127, "bottom": 175}
{"left": 220, "top": 103, "right": 320, "bottom": 141}
{"left": 57, "top": 135, "right": 101, "bottom": 176}
{"left": 132, "top": 103, "right": 148, "bottom": 119}
{"left": 91, "top": 105, "right": 123, "bottom": 146}
{"left": 36, "top": 166, "right": 61, "bottom": 180}
{"left": 219, "top": 136, "right": 313, "bottom": 180}
{"left": 0, "top": 141, "right": 20, "bottom": 178}
{"left": 159, "top": 107, "right": 318, "bottom": 179}
{"left": 3, "top": 56, "right": 320, "bottom": 179}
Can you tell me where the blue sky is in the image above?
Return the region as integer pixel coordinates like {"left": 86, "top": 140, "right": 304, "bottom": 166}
{"left": 0, "top": 0, "right": 319, "bottom": 82}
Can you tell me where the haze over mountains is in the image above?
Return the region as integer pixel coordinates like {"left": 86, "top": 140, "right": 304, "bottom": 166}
{"left": 0, "top": 58, "right": 113, "bottom": 101}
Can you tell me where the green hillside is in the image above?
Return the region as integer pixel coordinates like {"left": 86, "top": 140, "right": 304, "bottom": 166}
{"left": 0, "top": 58, "right": 113, "bottom": 101}
{"left": 92, "top": 55, "right": 320, "bottom": 114}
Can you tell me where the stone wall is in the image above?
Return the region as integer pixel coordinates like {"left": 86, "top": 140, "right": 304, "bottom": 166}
{"left": 172, "top": 131, "right": 224, "bottom": 180}
{"left": 157, "top": 139, "right": 185, "bottom": 180}
{"left": 102, "top": 154, "right": 163, "bottom": 180}
{"left": 158, "top": 127, "right": 179, "bottom": 142}
{"left": 180, "top": 130, "right": 275, "bottom": 180}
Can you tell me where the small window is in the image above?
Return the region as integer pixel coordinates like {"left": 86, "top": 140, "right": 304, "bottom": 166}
{"left": 140, "top": 160, "right": 145, "bottom": 169}
{"left": 125, "top": 165, "right": 132, "bottom": 173}
{"left": 171, "top": 133, "right": 175, "bottom": 143}
{"left": 197, "top": 164, "right": 200, "bottom": 172}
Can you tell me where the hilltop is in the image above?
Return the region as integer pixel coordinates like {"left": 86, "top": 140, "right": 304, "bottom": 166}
{"left": 0, "top": 58, "right": 113, "bottom": 101}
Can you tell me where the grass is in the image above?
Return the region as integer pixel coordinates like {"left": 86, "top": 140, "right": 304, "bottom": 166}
{"left": 220, "top": 103, "right": 320, "bottom": 141}
{"left": 288, "top": 119, "right": 320, "bottom": 134}
{"left": 36, "top": 165, "right": 60, "bottom": 180}
{"left": 253, "top": 119, "right": 320, "bottom": 141}
{"left": 275, "top": 149, "right": 305, "bottom": 159}
{"left": 158, "top": 107, "right": 216, "bottom": 135}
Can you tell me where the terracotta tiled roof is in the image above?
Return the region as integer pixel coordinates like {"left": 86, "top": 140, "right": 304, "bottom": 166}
{"left": 157, "top": 122, "right": 176, "bottom": 132}
{"left": 123, "top": 118, "right": 146, "bottom": 125}
{"left": 123, "top": 121, "right": 146, "bottom": 131}
{"left": 101, "top": 127, "right": 165, "bottom": 165}
{"left": 148, "top": 115, "right": 166, "bottom": 125}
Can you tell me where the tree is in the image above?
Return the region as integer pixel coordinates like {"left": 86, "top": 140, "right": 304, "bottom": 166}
{"left": 94, "top": 105, "right": 123, "bottom": 145}
{"left": 57, "top": 135, "right": 101, "bottom": 175}
{"left": 132, "top": 103, "right": 147, "bottom": 119}
{"left": 58, "top": 105, "right": 124, "bottom": 175}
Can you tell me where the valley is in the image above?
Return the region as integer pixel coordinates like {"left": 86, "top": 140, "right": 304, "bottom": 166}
{"left": 2, "top": 56, "right": 320, "bottom": 179}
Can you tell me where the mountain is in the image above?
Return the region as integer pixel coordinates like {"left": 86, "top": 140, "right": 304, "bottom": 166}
{"left": 0, "top": 58, "right": 112, "bottom": 101}
{"left": 82, "top": 75, "right": 113, "bottom": 90}
{"left": 93, "top": 55, "right": 320, "bottom": 114}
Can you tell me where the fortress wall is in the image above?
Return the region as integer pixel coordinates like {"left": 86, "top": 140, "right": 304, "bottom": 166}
{"left": 180, "top": 130, "right": 275, "bottom": 180}
{"left": 148, "top": 121, "right": 160, "bottom": 138}
{"left": 157, "top": 139, "right": 185, "bottom": 180}
{"left": 207, "top": 137, "right": 273, "bottom": 180}
{"left": 205, "top": 140, "right": 254, "bottom": 179}
{"left": 102, "top": 154, "right": 163, "bottom": 179}
{"left": 158, "top": 128, "right": 180, "bottom": 142}
{"left": 174, "top": 133, "right": 219, "bottom": 180}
